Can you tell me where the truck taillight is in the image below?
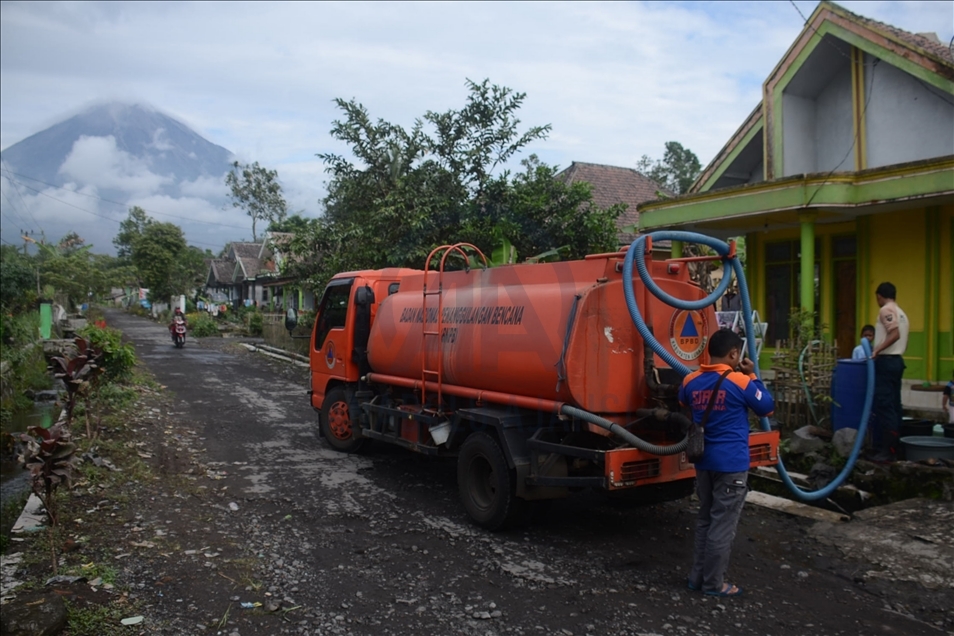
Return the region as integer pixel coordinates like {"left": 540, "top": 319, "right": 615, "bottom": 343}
{"left": 667, "top": 263, "right": 682, "bottom": 275}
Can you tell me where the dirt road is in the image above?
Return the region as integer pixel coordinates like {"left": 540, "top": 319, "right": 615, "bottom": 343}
{"left": 98, "top": 309, "right": 952, "bottom": 635}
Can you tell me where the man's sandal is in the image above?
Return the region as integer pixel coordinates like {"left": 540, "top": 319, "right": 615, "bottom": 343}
{"left": 687, "top": 579, "right": 701, "bottom": 592}
{"left": 705, "top": 583, "right": 743, "bottom": 597}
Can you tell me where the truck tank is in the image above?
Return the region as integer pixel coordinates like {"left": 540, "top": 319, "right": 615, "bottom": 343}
{"left": 367, "top": 253, "right": 715, "bottom": 415}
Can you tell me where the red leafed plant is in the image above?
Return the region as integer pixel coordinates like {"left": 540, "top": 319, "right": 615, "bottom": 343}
{"left": 19, "top": 423, "right": 78, "bottom": 573}
{"left": 49, "top": 337, "right": 105, "bottom": 438}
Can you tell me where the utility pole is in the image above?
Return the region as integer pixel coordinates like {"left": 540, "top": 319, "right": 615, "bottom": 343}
{"left": 23, "top": 235, "right": 40, "bottom": 295}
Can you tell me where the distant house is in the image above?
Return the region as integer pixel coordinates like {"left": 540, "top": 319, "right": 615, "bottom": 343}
{"left": 203, "top": 234, "right": 315, "bottom": 311}
{"left": 204, "top": 241, "right": 264, "bottom": 307}
{"left": 634, "top": 1, "right": 953, "bottom": 388}
{"left": 257, "top": 232, "right": 316, "bottom": 312}
{"left": 558, "top": 161, "right": 672, "bottom": 245}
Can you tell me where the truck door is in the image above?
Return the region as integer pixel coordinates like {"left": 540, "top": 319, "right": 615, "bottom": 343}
{"left": 311, "top": 278, "right": 354, "bottom": 407}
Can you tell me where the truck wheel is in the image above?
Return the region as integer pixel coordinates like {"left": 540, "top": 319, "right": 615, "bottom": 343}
{"left": 458, "top": 432, "right": 527, "bottom": 531}
{"left": 320, "top": 387, "right": 365, "bottom": 453}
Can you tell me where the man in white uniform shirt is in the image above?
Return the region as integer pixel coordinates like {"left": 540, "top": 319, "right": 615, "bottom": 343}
{"left": 869, "top": 282, "right": 909, "bottom": 462}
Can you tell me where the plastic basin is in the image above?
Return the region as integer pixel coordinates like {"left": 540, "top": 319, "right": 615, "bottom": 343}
{"left": 899, "top": 436, "right": 954, "bottom": 462}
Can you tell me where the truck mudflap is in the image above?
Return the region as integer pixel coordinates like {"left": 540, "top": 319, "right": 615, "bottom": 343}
{"left": 604, "top": 430, "right": 780, "bottom": 490}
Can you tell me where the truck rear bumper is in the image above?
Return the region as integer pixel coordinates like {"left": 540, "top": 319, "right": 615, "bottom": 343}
{"left": 603, "top": 430, "right": 780, "bottom": 490}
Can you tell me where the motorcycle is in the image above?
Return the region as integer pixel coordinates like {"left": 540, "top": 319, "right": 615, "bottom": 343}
{"left": 171, "top": 315, "right": 187, "bottom": 348}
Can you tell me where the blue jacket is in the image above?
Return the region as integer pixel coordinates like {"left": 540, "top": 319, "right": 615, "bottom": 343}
{"left": 678, "top": 363, "right": 775, "bottom": 473}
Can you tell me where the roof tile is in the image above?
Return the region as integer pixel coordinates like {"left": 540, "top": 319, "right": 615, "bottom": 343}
{"left": 558, "top": 162, "right": 671, "bottom": 243}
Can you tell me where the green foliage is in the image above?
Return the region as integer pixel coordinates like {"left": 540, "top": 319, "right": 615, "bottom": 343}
{"left": 1, "top": 245, "right": 37, "bottom": 312}
{"left": 267, "top": 212, "right": 312, "bottom": 233}
{"left": 77, "top": 324, "right": 136, "bottom": 381}
{"left": 122, "top": 210, "right": 205, "bottom": 303}
{"left": 287, "top": 79, "right": 619, "bottom": 291}
{"left": 227, "top": 161, "right": 288, "bottom": 241}
{"left": 28, "top": 234, "right": 133, "bottom": 310}
{"left": 186, "top": 312, "right": 219, "bottom": 337}
{"left": 246, "top": 310, "right": 264, "bottom": 336}
{"left": 637, "top": 141, "right": 703, "bottom": 195}
{"left": 0, "top": 311, "right": 51, "bottom": 413}
{"left": 113, "top": 206, "right": 152, "bottom": 263}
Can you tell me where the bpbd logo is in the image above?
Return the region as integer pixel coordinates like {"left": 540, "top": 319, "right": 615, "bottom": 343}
{"left": 669, "top": 310, "right": 708, "bottom": 361}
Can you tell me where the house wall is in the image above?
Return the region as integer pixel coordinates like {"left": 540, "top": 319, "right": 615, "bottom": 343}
{"left": 782, "top": 93, "right": 816, "bottom": 176}
{"left": 749, "top": 204, "right": 953, "bottom": 382}
{"left": 814, "top": 65, "right": 854, "bottom": 173}
{"left": 781, "top": 63, "right": 854, "bottom": 177}
{"left": 864, "top": 54, "right": 954, "bottom": 169}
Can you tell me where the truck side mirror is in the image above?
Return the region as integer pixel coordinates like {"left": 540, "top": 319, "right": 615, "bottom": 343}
{"left": 284, "top": 307, "right": 298, "bottom": 334}
{"left": 355, "top": 286, "right": 375, "bottom": 307}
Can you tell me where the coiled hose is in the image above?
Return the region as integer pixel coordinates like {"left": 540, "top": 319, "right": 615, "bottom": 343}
{"left": 621, "top": 231, "right": 875, "bottom": 502}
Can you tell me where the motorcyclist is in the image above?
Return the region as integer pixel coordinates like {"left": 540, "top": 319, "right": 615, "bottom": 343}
{"left": 169, "top": 307, "right": 186, "bottom": 342}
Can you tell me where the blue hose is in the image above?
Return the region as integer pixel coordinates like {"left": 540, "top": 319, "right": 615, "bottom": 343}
{"left": 622, "top": 231, "right": 875, "bottom": 502}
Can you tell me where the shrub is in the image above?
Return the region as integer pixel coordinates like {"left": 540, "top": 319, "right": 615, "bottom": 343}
{"left": 0, "top": 311, "right": 51, "bottom": 412}
{"left": 247, "top": 310, "right": 264, "bottom": 336}
{"left": 77, "top": 324, "right": 136, "bottom": 381}
{"left": 187, "top": 312, "right": 219, "bottom": 337}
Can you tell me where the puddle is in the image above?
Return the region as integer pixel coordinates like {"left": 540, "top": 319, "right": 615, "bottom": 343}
{"left": 1, "top": 402, "right": 61, "bottom": 508}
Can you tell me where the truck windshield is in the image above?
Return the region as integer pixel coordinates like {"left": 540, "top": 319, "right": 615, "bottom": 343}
{"left": 314, "top": 280, "right": 353, "bottom": 350}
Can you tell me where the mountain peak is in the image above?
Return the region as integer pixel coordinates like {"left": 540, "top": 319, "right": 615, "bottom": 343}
{"left": 1, "top": 102, "right": 234, "bottom": 189}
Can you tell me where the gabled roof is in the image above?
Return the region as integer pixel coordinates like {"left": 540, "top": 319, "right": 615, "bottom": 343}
{"left": 690, "top": 0, "right": 954, "bottom": 193}
{"left": 207, "top": 259, "right": 234, "bottom": 286}
{"left": 558, "top": 161, "right": 670, "bottom": 242}
{"left": 230, "top": 242, "right": 262, "bottom": 260}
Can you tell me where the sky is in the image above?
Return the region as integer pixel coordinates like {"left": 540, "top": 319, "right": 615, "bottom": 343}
{"left": 1, "top": 1, "right": 952, "bottom": 254}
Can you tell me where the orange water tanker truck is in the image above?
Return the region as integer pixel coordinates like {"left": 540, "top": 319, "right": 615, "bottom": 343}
{"left": 291, "top": 243, "right": 779, "bottom": 530}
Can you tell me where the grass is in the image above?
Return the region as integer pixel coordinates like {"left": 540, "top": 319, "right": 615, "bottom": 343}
{"left": 66, "top": 599, "right": 141, "bottom": 636}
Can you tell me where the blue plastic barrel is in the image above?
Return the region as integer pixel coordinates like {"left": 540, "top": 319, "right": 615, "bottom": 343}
{"left": 832, "top": 358, "right": 868, "bottom": 431}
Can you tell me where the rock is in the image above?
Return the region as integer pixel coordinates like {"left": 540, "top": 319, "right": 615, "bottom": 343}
{"left": 808, "top": 461, "right": 838, "bottom": 490}
{"left": 833, "top": 428, "right": 858, "bottom": 458}
{"left": 0, "top": 591, "right": 67, "bottom": 636}
{"left": 789, "top": 426, "right": 826, "bottom": 455}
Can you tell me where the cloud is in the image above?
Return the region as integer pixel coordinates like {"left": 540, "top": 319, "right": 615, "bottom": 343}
{"left": 148, "top": 128, "right": 174, "bottom": 152}
{"left": 179, "top": 175, "right": 227, "bottom": 199}
{"left": 58, "top": 135, "right": 172, "bottom": 195}
{"left": 3, "top": 0, "right": 952, "bottom": 253}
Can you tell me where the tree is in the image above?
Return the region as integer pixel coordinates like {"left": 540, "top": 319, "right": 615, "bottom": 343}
{"left": 460, "top": 155, "right": 624, "bottom": 261}
{"left": 637, "top": 141, "right": 702, "bottom": 195}
{"left": 1, "top": 245, "right": 37, "bottom": 312}
{"left": 288, "top": 80, "right": 620, "bottom": 291}
{"left": 114, "top": 206, "right": 154, "bottom": 262}
{"left": 130, "top": 222, "right": 193, "bottom": 302}
{"left": 226, "top": 161, "right": 288, "bottom": 241}
{"left": 32, "top": 234, "right": 132, "bottom": 309}
{"left": 267, "top": 213, "right": 313, "bottom": 234}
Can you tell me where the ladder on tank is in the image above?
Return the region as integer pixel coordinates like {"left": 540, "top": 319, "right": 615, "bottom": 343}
{"left": 716, "top": 309, "right": 768, "bottom": 359}
{"left": 420, "top": 243, "right": 489, "bottom": 413}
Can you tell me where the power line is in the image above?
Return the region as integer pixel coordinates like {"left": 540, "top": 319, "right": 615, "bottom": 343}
{"left": 4, "top": 170, "right": 44, "bottom": 231}
{"left": 803, "top": 58, "right": 880, "bottom": 209}
{"left": 0, "top": 168, "right": 250, "bottom": 231}
{"left": 7, "top": 178, "right": 229, "bottom": 250}
{"left": 0, "top": 188, "right": 37, "bottom": 233}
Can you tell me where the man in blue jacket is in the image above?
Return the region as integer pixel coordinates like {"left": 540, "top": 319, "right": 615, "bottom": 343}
{"left": 679, "top": 329, "right": 775, "bottom": 597}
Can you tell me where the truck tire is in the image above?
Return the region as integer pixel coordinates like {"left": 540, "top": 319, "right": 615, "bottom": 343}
{"left": 458, "top": 432, "right": 527, "bottom": 531}
{"left": 320, "top": 387, "right": 365, "bottom": 453}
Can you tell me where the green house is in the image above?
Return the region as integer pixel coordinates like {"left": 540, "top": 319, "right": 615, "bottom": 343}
{"left": 635, "top": 2, "right": 953, "bottom": 390}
